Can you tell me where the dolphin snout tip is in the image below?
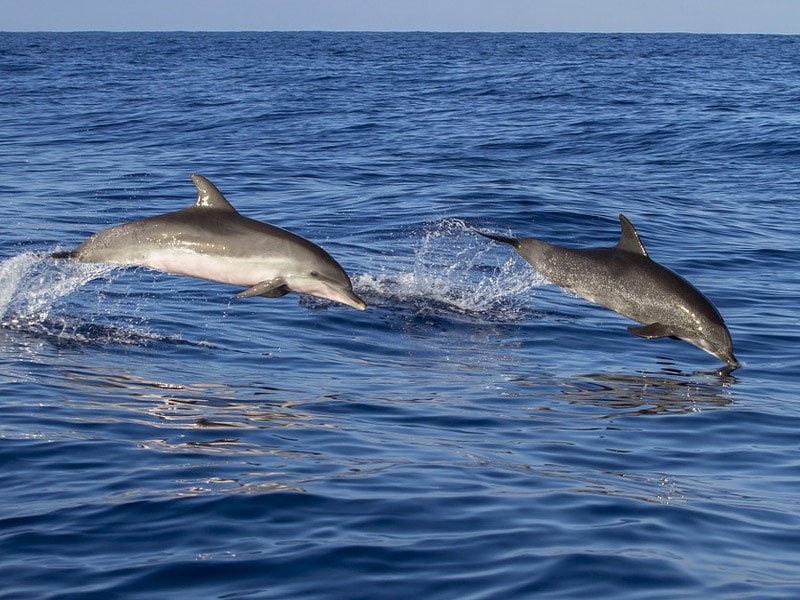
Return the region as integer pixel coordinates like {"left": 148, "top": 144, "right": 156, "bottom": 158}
{"left": 350, "top": 296, "right": 367, "bottom": 311}
{"left": 716, "top": 351, "right": 740, "bottom": 370}
{"left": 334, "top": 288, "right": 366, "bottom": 311}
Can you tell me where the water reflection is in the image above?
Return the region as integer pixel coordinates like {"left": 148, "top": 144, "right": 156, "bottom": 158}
{"left": 561, "top": 369, "right": 735, "bottom": 416}
{"left": 44, "top": 367, "right": 340, "bottom": 497}
{"left": 59, "top": 368, "right": 318, "bottom": 433}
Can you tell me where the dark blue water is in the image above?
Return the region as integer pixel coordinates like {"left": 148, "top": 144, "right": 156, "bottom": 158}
{"left": 1, "top": 32, "right": 799, "bottom": 599}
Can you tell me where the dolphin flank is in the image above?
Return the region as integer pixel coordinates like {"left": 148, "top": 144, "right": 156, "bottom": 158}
{"left": 478, "top": 215, "right": 739, "bottom": 368}
{"left": 52, "top": 174, "right": 366, "bottom": 311}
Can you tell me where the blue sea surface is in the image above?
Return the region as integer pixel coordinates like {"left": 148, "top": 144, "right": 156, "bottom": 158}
{"left": 1, "top": 31, "right": 799, "bottom": 599}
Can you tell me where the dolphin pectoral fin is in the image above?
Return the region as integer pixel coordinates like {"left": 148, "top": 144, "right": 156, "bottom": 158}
{"left": 627, "top": 323, "right": 676, "bottom": 339}
{"left": 257, "top": 286, "right": 291, "bottom": 298}
{"left": 235, "top": 280, "right": 290, "bottom": 299}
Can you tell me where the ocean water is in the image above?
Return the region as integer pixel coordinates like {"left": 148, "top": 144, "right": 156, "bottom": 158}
{"left": 1, "top": 31, "right": 799, "bottom": 599}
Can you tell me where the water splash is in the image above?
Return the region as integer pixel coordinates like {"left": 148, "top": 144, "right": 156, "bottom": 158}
{"left": 0, "top": 252, "right": 162, "bottom": 346}
{"left": 0, "top": 253, "right": 118, "bottom": 321}
{"left": 355, "top": 219, "right": 544, "bottom": 322}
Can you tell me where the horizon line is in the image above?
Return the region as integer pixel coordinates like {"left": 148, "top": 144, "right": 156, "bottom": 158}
{"left": 2, "top": 29, "right": 798, "bottom": 35}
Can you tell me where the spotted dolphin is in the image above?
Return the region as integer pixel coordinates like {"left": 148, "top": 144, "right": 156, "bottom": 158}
{"left": 52, "top": 174, "right": 366, "bottom": 310}
{"left": 478, "top": 215, "right": 738, "bottom": 368}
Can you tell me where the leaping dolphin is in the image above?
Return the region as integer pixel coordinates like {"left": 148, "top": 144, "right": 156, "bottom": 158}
{"left": 478, "top": 215, "right": 739, "bottom": 368}
{"left": 52, "top": 174, "right": 366, "bottom": 311}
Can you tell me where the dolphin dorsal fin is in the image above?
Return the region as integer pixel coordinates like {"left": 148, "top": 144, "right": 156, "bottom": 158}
{"left": 190, "top": 174, "right": 238, "bottom": 212}
{"left": 616, "top": 214, "right": 648, "bottom": 256}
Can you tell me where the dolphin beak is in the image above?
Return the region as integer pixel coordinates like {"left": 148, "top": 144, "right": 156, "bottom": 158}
{"left": 713, "top": 348, "right": 740, "bottom": 370}
{"left": 289, "top": 275, "right": 366, "bottom": 310}
{"left": 318, "top": 287, "right": 366, "bottom": 310}
{"left": 723, "top": 354, "right": 741, "bottom": 370}
{"left": 317, "top": 276, "right": 366, "bottom": 310}
{"left": 340, "top": 291, "right": 367, "bottom": 311}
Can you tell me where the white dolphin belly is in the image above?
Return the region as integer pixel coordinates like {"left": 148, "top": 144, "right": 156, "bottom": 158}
{"left": 138, "top": 248, "right": 286, "bottom": 287}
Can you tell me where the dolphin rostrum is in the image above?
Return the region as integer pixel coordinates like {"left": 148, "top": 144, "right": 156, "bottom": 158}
{"left": 52, "top": 174, "right": 366, "bottom": 311}
{"left": 478, "top": 215, "right": 739, "bottom": 368}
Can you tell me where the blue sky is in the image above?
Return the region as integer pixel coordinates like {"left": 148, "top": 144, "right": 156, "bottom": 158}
{"left": 2, "top": 0, "right": 798, "bottom": 33}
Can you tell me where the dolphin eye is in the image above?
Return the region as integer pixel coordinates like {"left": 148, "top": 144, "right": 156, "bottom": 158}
{"left": 310, "top": 271, "right": 320, "bottom": 277}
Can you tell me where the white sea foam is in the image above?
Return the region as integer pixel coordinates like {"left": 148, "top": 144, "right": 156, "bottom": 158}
{"left": 0, "top": 253, "right": 117, "bottom": 323}
{"left": 354, "top": 219, "right": 544, "bottom": 322}
{"left": 0, "top": 253, "right": 166, "bottom": 346}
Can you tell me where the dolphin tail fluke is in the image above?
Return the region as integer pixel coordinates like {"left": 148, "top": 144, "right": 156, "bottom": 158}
{"left": 474, "top": 230, "right": 520, "bottom": 247}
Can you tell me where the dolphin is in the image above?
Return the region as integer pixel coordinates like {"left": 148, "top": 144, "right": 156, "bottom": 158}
{"left": 478, "top": 215, "right": 739, "bottom": 368}
{"left": 51, "top": 174, "right": 366, "bottom": 311}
